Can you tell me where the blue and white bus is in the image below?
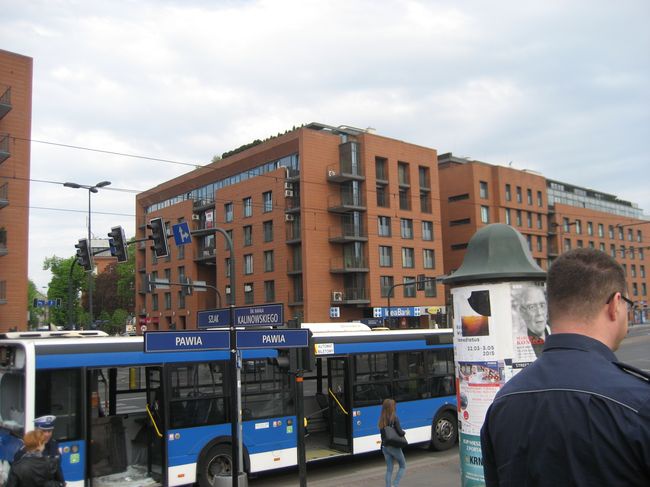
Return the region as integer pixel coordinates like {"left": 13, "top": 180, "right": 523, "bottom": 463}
{"left": 0, "top": 324, "right": 456, "bottom": 486}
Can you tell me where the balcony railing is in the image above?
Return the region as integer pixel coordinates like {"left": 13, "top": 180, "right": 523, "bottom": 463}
{"left": 287, "top": 259, "right": 303, "bottom": 274}
{"left": 327, "top": 190, "right": 366, "bottom": 213}
{"left": 0, "top": 133, "right": 10, "bottom": 164}
{"left": 0, "top": 182, "right": 8, "bottom": 209}
{"left": 286, "top": 223, "right": 301, "bottom": 243}
{"left": 0, "top": 86, "right": 10, "bottom": 119}
{"left": 328, "top": 222, "right": 367, "bottom": 243}
{"left": 330, "top": 256, "right": 369, "bottom": 273}
{"left": 331, "top": 287, "right": 369, "bottom": 303}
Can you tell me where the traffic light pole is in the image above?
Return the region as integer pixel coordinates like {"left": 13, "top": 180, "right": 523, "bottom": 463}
{"left": 67, "top": 259, "right": 78, "bottom": 330}
{"left": 385, "top": 276, "right": 441, "bottom": 327}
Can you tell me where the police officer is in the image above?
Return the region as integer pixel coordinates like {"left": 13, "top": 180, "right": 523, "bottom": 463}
{"left": 14, "top": 415, "right": 64, "bottom": 484}
{"left": 481, "top": 248, "right": 650, "bottom": 486}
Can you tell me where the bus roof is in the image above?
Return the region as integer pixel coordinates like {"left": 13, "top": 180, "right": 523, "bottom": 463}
{"left": 0, "top": 330, "right": 110, "bottom": 340}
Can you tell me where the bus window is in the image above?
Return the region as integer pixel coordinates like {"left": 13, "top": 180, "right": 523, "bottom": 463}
{"left": 426, "top": 350, "right": 455, "bottom": 397}
{"left": 393, "top": 352, "right": 425, "bottom": 402}
{"left": 168, "top": 363, "right": 226, "bottom": 429}
{"left": 35, "top": 369, "right": 82, "bottom": 441}
{"left": 0, "top": 371, "right": 25, "bottom": 432}
{"left": 242, "top": 359, "right": 294, "bottom": 420}
{"left": 353, "top": 353, "right": 391, "bottom": 406}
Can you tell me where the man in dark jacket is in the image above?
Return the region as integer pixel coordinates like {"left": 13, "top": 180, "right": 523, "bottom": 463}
{"left": 13, "top": 416, "right": 64, "bottom": 484}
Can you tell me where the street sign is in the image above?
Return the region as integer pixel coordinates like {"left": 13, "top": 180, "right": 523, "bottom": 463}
{"left": 197, "top": 308, "right": 231, "bottom": 328}
{"left": 144, "top": 331, "right": 229, "bottom": 352}
{"left": 172, "top": 222, "right": 192, "bottom": 246}
{"left": 233, "top": 304, "right": 284, "bottom": 327}
{"left": 152, "top": 278, "right": 170, "bottom": 290}
{"left": 373, "top": 306, "right": 422, "bottom": 318}
{"left": 236, "top": 329, "right": 309, "bottom": 349}
{"left": 193, "top": 280, "right": 208, "bottom": 292}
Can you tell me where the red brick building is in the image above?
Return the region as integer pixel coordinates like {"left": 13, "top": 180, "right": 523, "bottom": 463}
{"left": 135, "top": 124, "right": 447, "bottom": 330}
{"left": 0, "top": 50, "right": 32, "bottom": 332}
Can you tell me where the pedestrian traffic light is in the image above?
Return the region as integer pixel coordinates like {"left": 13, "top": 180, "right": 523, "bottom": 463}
{"left": 148, "top": 217, "right": 169, "bottom": 258}
{"left": 75, "top": 238, "right": 92, "bottom": 271}
{"left": 108, "top": 225, "right": 129, "bottom": 263}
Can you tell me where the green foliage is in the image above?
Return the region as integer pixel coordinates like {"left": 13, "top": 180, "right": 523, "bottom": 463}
{"left": 27, "top": 280, "right": 43, "bottom": 327}
{"left": 215, "top": 125, "right": 302, "bottom": 161}
{"left": 43, "top": 256, "right": 86, "bottom": 327}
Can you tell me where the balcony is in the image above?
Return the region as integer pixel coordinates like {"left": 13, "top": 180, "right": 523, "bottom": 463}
{"left": 288, "top": 290, "right": 304, "bottom": 306}
{"left": 331, "top": 287, "right": 370, "bottom": 305}
{"left": 286, "top": 223, "right": 301, "bottom": 244}
{"left": 328, "top": 222, "right": 367, "bottom": 243}
{"left": 194, "top": 247, "right": 216, "bottom": 265}
{"left": 285, "top": 168, "right": 301, "bottom": 182}
{"left": 192, "top": 222, "right": 217, "bottom": 236}
{"left": 0, "top": 183, "right": 8, "bottom": 209}
{"left": 285, "top": 195, "right": 301, "bottom": 213}
{"left": 327, "top": 190, "right": 366, "bottom": 214}
{"left": 0, "top": 133, "right": 10, "bottom": 165}
{"left": 287, "top": 260, "right": 302, "bottom": 275}
{"left": 0, "top": 228, "right": 7, "bottom": 257}
{"left": 193, "top": 198, "right": 215, "bottom": 211}
{"left": 0, "top": 87, "right": 10, "bottom": 119}
{"left": 330, "top": 256, "right": 369, "bottom": 273}
{"left": 326, "top": 164, "right": 365, "bottom": 183}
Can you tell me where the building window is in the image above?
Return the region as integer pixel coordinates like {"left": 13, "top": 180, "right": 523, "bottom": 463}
{"left": 448, "top": 193, "right": 469, "bottom": 202}
{"left": 589, "top": 241, "right": 595, "bottom": 249}
{"left": 587, "top": 222, "right": 593, "bottom": 236}
{"left": 380, "top": 276, "right": 394, "bottom": 298}
{"left": 224, "top": 202, "right": 233, "bottom": 223}
{"left": 537, "top": 213, "right": 543, "bottom": 229}
{"left": 610, "top": 244, "right": 616, "bottom": 258}
{"left": 243, "top": 197, "right": 253, "bottom": 218}
{"left": 599, "top": 243, "right": 605, "bottom": 252}
{"left": 263, "top": 220, "right": 273, "bottom": 242}
{"left": 516, "top": 210, "right": 522, "bottom": 226}
{"left": 225, "top": 257, "right": 231, "bottom": 277}
{"left": 631, "top": 264, "right": 637, "bottom": 277}
{"left": 264, "top": 250, "right": 274, "bottom": 272}
{"left": 618, "top": 226, "right": 624, "bottom": 240}
{"left": 575, "top": 220, "right": 582, "bottom": 235}
{"left": 609, "top": 225, "right": 614, "bottom": 238}
{"left": 152, "top": 294, "right": 159, "bottom": 311}
{"left": 376, "top": 157, "right": 388, "bottom": 180}
{"left": 379, "top": 246, "right": 393, "bottom": 267}
{"left": 527, "top": 189, "right": 532, "bottom": 205}
{"left": 400, "top": 219, "right": 414, "bottom": 239}
{"left": 577, "top": 240, "right": 583, "bottom": 248}
{"left": 178, "top": 291, "right": 185, "bottom": 310}
{"left": 505, "top": 209, "right": 511, "bottom": 225}
{"left": 403, "top": 277, "right": 416, "bottom": 297}
{"left": 244, "top": 283, "right": 254, "bottom": 304}
{"left": 564, "top": 239, "right": 571, "bottom": 251}
{"left": 421, "top": 221, "right": 433, "bottom": 241}
{"left": 264, "top": 281, "right": 275, "bottom": 302}
{"left": 627, "top": 229, "right": 633, "bottom": 241}
{"left": 377, "top": 185, "right": 389, "bottom": 207}
{"left": 419, "top": 191, "right": 431, "bottom": 213}
{"left": 398, "top": 162, "right": 410, "bottom": 186}
{"left": 537, "top": 236, "right": 543, "bottom": 252}
{"left": 244, "top": 254, "right": 254, "bottom": 274}
{"left": 419, "top": 166, "right": 431, "bottom": 189}
{"left": 505, "top": 184, "right": 511, "bottom": 201}
{"left": 423, "top": 249, "right": 435, "bottom": 269}
{"left": 526, "top": 212, "right": 532, "bottom": 228}
{"left": 399, "top": 188, "right": 411, "bottom": 211}
{"left": 598, "top": 223, "right": 604, "bottom": 237}
{"left": 620, "top": 245, "right": 626, "bottom": 258}
{"left": 640, "top": 265, "right": 646, "bottom": 278}
{"left": 450, "top": 218, "right": 471, "bottom": 226}
{"left": 164, "top": 292, "right": 172, "bottom": 310}
{"left": 480, "top": 206, "right": 489, "bottom": 224}
{"left": 642, "top": 283, "right": 646, "bottom": 296}
{"left": 378, "top": 216, "right": 391, "bottom": 237}
{"left": 516, "top": 186, "right": 522, "bottom": 203}
{"left": 638, "top": 230, "right": 643, "bottom": 243}
{"left": 537, "top": 190, "right": 543, "bottom": 207}
{"left": 632, "top": 282, "right": 638, "bottom": 296}
{"left": 263, "top": 191, "right": 273, "bottom": 212}
{"left": 243, "top": 225, "right": 252, "bottom": 246}
{"left": 479, "top": 181, "right": 488, "bottom": 199}
{"left": 424, "top": 279, "right": 436, "bottom": 297}
{"left": 640, "top": 248, "right": 645, "bottom": 260}
{"left": 401, "top": 247, "right": 415, "bottom": 268}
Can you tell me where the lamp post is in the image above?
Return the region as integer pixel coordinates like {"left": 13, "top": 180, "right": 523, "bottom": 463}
{"left": 64, "top": 180, "right": 111, "bottom": 328}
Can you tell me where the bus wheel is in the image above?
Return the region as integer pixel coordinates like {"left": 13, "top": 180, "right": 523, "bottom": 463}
{"left": 198, "top": 444, "right": 232, "bottom": 487}
{"left": 431, "top": 411, "right": 457, "bottom": 451}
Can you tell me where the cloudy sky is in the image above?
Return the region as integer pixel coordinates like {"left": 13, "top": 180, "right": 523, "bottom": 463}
{"left": 2, "top": 0, "right": 649, "bottom": 290}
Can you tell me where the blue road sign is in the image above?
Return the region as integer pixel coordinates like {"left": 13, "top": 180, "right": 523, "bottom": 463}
{"left": 233, "top": 304, "right": 284, "bottom": 327}
{"left": 236, "top": 329, "right": 309, "bottom": 349}
{"left": 172, "top": 222, "right": 192, "bottom": 246}
{"left": 197, "top": 308, "right": 231, "bottom": 328}
{"left": 144, "top": 331, "right": 229, "bottom": 352}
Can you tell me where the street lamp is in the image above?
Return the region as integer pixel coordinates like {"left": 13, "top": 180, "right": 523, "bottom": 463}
{"left": 64, "top": 180, "right": 111, "bottom": 328}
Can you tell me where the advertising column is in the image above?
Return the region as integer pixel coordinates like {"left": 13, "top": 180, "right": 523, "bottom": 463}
{"left": 443, "top": 224, "right": 546, "bottom": 487}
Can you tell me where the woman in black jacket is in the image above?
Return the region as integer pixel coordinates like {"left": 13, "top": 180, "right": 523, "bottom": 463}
{"left": 378, "top": 398, "right": 406, "bottom": 487}
{"left": 7, "top": 430, "right": 63, "bottom": 487}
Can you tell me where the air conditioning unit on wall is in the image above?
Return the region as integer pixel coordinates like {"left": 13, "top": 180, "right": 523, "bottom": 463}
{"left": 284, "top": 182, "right": 293, "bottom": 190}
{"left": 284, "top": 189, "right": 294, "bottom": 197}
{"left": 332, "top": 291, "right": 343, "bottom": 302}
{"left": 191, "top": 214, "right": 200, "bottom": 221}
{"left": 285, "top": 214, "right": 295, "bottom": 222}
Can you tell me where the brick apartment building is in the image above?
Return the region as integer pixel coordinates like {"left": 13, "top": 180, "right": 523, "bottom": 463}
{"left": 135, "top": 123, "right": 447, "bottom": 331}
{"left": 439, "top": 153, "right": 649, "bottom": 323}
{"left": 0, "top": 50, "right": 32, "bottom": 332}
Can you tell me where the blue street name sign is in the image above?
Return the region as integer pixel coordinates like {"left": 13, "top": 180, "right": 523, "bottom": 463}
{"left": 197, "top": 308, "right": 231, "bottom": 329}
{"left": 233, "top": 304, "right": 284, "bottom": 327}
{"left": 236, "top": 329, "right": 309, "bottom": 349}
{"left": 172, "top": 221, "right": 192, "bottom": 246}
{"left": 144, "top": 331, "right": 230, "bottom": 352}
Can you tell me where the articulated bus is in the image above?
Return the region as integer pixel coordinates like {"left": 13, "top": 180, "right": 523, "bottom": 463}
{"left": 0, "top": 324, "right": 457, "bottom": 486}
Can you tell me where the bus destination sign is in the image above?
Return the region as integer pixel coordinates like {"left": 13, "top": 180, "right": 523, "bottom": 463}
{"left": 144, "top": 331, "right": 230, "bottom": 352}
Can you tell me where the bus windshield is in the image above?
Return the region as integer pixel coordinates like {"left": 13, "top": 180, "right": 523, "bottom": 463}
{"left": 0, "top": 345, "right": 26, "bottom": 434}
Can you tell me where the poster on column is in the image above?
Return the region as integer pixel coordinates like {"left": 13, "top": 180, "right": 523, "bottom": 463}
{"left": 510, "top": 282, "right": 548, "bottom": 373}
{"left": 452, "top": 285, "right": 499, "bottom": 362}
{"left": 457, "top": 361, "right": 503, "bottom": 436}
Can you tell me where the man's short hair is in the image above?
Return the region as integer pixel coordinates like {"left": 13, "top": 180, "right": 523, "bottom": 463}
{"left": 547, "top": 248, "right": 626, "bottom": 324}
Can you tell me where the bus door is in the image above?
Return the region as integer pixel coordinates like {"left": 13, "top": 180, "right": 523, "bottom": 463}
{"left": 145, "top": 367, "right": 166, "bottom": 482}
{"left": 327, "top": 357, "right": 352, "bottom": 452}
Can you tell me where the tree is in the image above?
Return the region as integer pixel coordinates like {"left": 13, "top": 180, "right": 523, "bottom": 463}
{"left": 43, "top": 256, "right": 86, "bottom": 327}
{"left": 27, "top": 279, "right": 44, "bottom": 328}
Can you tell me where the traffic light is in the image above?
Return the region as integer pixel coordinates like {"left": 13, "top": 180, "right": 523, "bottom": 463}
{"left": 75, "top": 238, "right": 93, "bottom": 271}
{"left": 181, "top": 276, "right": 193, "bottom": 296}
{"left": 148, "top": 217, "right": 169, "bottom": 258}
{"left": 108, "top": 226, "right": 129, "bottom": 263}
